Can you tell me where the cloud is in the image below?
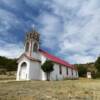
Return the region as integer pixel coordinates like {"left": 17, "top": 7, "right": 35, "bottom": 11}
{"left": 38, "top": 0, "right": 100, "bottom": 63}
{"left": 67, "top": 54, "right": 95, "bottom": 64}
{"left": 38, "top": 12, "right": 63, "bottom": 49}
{"left": 0, "top": 9, "right": 19, "bottom": 34}
{"left": 0, "top": 40, "right": 23, "bottom": 58}
{"left": 25, "top": 0, "right": 42, "bottom": 7}
{"left": 0, "top": 0, "right": 100, "bottom": 64}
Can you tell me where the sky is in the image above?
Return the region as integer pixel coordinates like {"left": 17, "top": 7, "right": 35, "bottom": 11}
{"left": 0, "top": 0, "right": 100, "bottom": 64}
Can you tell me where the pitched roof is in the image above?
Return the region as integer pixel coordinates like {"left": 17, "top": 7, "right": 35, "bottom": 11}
{"left": 18, "top": 53, "right": 41, "bottom": 63}
{"left": 18, "top": 49, "right": 77, "bottom": 70}
{"left": 39, "top": 49, "right": 76, "bottom": 69}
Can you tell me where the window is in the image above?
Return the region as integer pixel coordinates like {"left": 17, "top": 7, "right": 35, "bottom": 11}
{"left": 66, "top": 67, "right": 68, "bottom": 75}
{"left": 76, "top": 71, "right": 77, "bottom": 76}
{"left": 25, "top": 42, "right": 29, "bottom": 52}
{"left": 59, "top": 65, "right": 62, "bottom": 74}
{"left": 33, "top": 43, "right": 38, "bottom": 52}
{"left": 21, "top": 62, "right": 27, "bottom": 67}
{"left": 72, "top": 69, "right": 73, "bottom": 76}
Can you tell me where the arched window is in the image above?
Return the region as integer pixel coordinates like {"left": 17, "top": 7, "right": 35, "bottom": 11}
{"left": 21, "top": 62, "right": 27, "bottom": 67}
{"left": 25, "top": 42, "right": 29, "bottom": 52}
{"left": 33, "top": 43, "right": 38, "bottom": 52}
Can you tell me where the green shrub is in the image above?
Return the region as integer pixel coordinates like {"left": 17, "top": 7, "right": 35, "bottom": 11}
{"left": 41, "top": 60, "right": 54, "bottom": 81}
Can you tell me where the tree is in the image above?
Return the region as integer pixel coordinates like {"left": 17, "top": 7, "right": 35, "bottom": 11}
{"left": 95, "top": 56, "right": 100, "bottom": 72}
{"left": 41, "top": 60, "right": 54, "bottom": 81}
{"left": 76, "top": 64, "right": 87, "bottom": 77}
{"left": 0, "top": 56, "right": 17, "bottom": 71}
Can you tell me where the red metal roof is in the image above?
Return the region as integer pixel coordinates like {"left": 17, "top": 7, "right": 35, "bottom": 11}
{"left": 39, "top": 49, "right": 75, "bottom": 69}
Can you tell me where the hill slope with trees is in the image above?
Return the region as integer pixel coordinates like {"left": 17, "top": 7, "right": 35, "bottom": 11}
{"left": 75, "top": 56, "right": 100, "bottom": 78}
{"left": 0, "top": 56, "right": 17, "bottom": 74}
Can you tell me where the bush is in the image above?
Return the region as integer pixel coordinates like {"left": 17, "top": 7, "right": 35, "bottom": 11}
{"left": 95, "top": 56, "right": 100, "bottom": 72}
{"left": 41, "top": 60, "right": 54, "bottom": 81}
{"left": 77, "top": 64, "right": 87, "bottom": 77}
{"left": 0, "top": 69, "right": 7, "bottom": 75}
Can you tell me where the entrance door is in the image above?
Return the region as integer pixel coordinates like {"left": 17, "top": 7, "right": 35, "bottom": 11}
{"left": 20, "top": 62, "right": 27, "bottom": 80}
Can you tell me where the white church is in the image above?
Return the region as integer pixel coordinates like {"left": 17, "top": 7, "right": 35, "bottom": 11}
{"left": 16, "top": 30, "right": 78, "bottom": 81}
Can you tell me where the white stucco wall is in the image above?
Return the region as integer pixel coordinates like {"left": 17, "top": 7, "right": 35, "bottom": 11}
{"left": 16, "top": 56, "right": 41, "bottom": 81}
{"left": 67, "top": 68, "right": 72, "bottom": 78}
{"left": 50, "top": 64, "right": 79, "bottom": 80}
{"left": 40, "top": 53, "right": 79, "bottom": 80}
{"left": 28, "top": 60, "right": 41, "bottom": 80}
{"left": 17, "top": 53, "right": 79, "bottom": 81}
{"left": 76, "top": 71, "right": 79, "bottom": 78}
{"left": 16, "top": 56, "right": 30, "bottom": 80}
{"left": 40, "top": 54, "right": 47, "bottom": 80}
{"left": 50, "top": 63, "right": 62, "bottom": 80}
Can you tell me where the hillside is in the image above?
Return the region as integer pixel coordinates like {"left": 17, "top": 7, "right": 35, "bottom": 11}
{"left": 75, "top": 62, "right": 97, "bottom": 78}
{"left": 0, "top": 56, "right": 97, "bottom": 72}
{"left": 0, "top": 56, "right": 17, "bottom": 73}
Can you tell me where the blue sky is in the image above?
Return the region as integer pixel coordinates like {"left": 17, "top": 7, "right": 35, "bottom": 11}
{"left": 0, "top": 0, "right": 100, "bottom": 64}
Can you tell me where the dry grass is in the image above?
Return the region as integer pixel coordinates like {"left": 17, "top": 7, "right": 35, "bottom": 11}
{"left": 0, "top": 78, "right": 100, "bottom": 100}
{"left": 0, "top": 75, "right": 15, "bottom": 80}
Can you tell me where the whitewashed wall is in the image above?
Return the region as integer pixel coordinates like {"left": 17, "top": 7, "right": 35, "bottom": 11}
{"left": 17, "top": 53, "right": 78, "bottom": 81}
{"left": 40, "top": 54, "right": 47, "bottom": 80}
{"left": 29, "top": 60, "right": 41, "bottom": 80}
{"left": 40, "top": 54, "right": 78, "bottom": 80}
{"left": 50, "top": 63, "right": 63, "bottom": 80}
{"left": 16, "top": 56, "right": 42, "bottom": 81}
{"left": 77, "top": 71, "right": 79, "bottom": 78}
{"left": 16, "top": 56, "right": 30, "bottom": 80}
{"left": 67, "top": 68, "right": 72, "bottom": 78}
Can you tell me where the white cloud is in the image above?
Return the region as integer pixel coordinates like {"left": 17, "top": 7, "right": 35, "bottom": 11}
{"left": 0, "top": 0, "right": 100, "bottom": 64}
{"left": 38, "top": 0, "right": 100, "bottom": 63}
{"left": 25, "top": 0, "right": 43, "bottom": 7}
{"left": 0, "top": 9, "right": 20, "bottom": 36}
{"left": 0, "top": 8, "right": 24, "bottom": 58}
{"left": 38, "top": 12, "right": 62, "bottom": 48}
{"left": 67, "top": 54, "right": 95, "bottom": 64}
{"left": 0, "top": 41, "right": 23, "bottom": 58}
{"left": 1, "top": 0, "right": 24, "bottom": 10}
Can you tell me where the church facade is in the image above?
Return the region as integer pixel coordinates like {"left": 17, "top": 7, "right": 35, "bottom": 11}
{"left": 16, "top": 30, "right": 78, "bottom": 81}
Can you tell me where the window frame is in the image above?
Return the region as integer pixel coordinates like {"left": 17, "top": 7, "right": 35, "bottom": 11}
{"left": 72, "top": 69, "right": 73, "bottom": 76}
{"left": 59, "top": 65, "right": 62, "bottom": 75}
{"left": 66, "top": 67, "right": 68, "bottom": 75}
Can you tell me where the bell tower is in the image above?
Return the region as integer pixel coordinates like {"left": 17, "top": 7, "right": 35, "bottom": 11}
{"left": 25, "top": 29, "right": 40, "bottom": 59}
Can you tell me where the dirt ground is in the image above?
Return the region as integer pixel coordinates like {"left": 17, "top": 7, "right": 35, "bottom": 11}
{"left": 0, "top": 78, "right": 100, "bottom": 100}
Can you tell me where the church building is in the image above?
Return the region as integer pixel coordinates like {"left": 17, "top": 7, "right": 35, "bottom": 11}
{"left": 16, "top": 30, "right": 78, "bottom": 81}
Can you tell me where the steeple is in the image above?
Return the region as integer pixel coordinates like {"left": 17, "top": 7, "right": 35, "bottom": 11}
{"left": 25, "top": 29, "right": 40, "bottom": 58}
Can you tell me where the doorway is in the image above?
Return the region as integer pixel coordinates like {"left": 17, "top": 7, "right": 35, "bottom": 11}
{"left": 19, "top": 62, "right": 27, "bottom": 80}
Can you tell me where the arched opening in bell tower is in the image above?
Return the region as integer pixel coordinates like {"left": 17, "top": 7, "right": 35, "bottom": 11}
{"left": 33, "top": 42, "right": 38, "bottom": 52}
{"left": 25, "top": 42, "right": 29, "bottom": 52}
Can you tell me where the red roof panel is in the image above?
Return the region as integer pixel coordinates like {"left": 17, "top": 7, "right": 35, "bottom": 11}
{"left": 39, "top": 49, "right": 75, "bottom": 69}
